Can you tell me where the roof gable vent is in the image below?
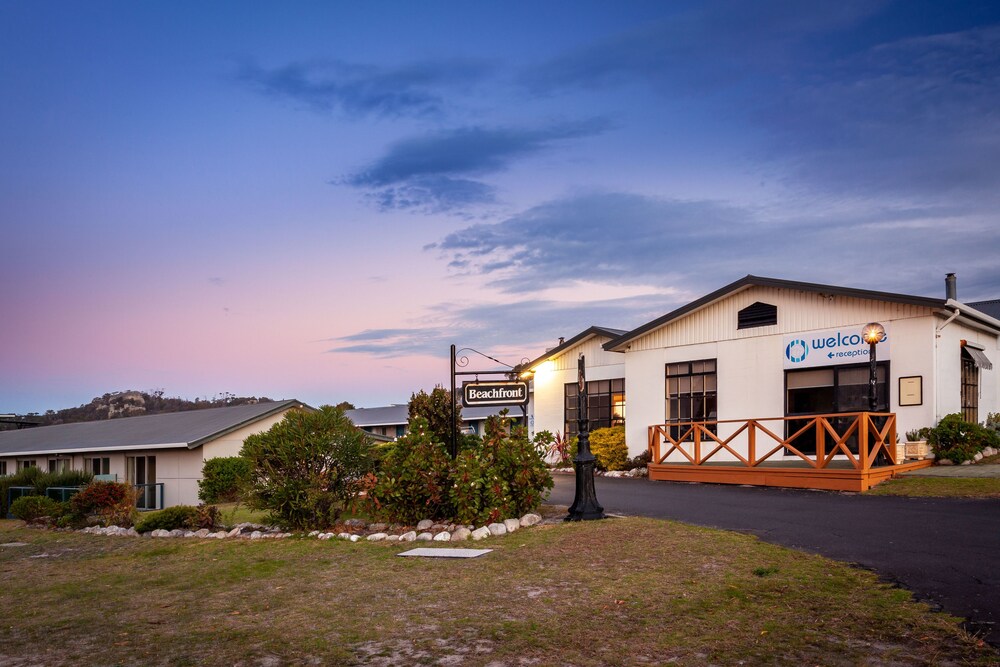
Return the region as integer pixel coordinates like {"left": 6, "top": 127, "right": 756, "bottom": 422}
{"left": 738, "top": 302, "right": 777, "bottom": 330}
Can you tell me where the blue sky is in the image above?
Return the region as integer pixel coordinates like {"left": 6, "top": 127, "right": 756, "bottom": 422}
{"left": 2, "top": 1, "right": 999, "bottom": 413}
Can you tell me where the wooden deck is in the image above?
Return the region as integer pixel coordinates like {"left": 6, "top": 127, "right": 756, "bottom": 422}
{"left": 648, "top": 412, "right": 934, "bottom": 491}
{"left": 648, "top": 458, "right": 934, "bottom": 492}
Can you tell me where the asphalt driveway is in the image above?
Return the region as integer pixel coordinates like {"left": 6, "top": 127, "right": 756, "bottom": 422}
{"left": 548, "top": 474, "right": 1000, "bottom": 645}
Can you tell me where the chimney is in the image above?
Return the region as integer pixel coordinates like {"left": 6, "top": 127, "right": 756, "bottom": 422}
{"left": 945, "top": 273, "right": 957, "bottom": 301}
{"left": 558, "top": 337, "right": 565, "bottom": 345}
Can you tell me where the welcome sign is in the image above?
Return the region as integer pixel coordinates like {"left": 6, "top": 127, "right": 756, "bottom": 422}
{"left": 783, "top": 325, "right": 890, "bottom": 369}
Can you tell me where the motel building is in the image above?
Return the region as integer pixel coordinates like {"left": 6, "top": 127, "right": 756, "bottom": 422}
{"left": 526, "top": 275, "right": 999, "bottom": 491}
{"left": 0, "top": 400, "right": 308, "bottom": 509}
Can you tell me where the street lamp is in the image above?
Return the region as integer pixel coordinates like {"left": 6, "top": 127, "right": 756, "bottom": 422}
{"left": 862, "top": 322, "right": 886, "bottom": 412}
{"left": 565, "top": 354, "right": 605, "bottom": 521}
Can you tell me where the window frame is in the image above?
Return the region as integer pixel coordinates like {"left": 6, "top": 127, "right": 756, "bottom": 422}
{"left": 564, "top": 378, "right": 626, "bottom": 436}
{"left": 664, "top": 359, "right": 718, "bottom": 441}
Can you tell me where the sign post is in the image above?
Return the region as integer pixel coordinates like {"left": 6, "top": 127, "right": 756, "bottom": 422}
{"left": 565, "top": 355, "right": 605, "bottom": 521}
{"left": 449, "top": 345, "right": 532, "bottom": 458}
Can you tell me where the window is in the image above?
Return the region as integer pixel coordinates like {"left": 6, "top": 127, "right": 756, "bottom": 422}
{"left": 665, "top": 360, "right": 717, "bottom": 440}
{"left": 17, "top": 459, "right": 37, "bottom": 471}
{"left": 85, "top": 457, "right": 111, "bottom": 476}
{"left": 961, "top": 354, "right": 979, "bottom": 424}
{"left": 48, "top": 458, "right": 70, "bottom": 473}
{"left": 738, "top": 302, "right": 777, "bottom": 329}
{"left": 0, "top": 461, "right": 6, "bottom": 476}
{"left": 564, "top": 379, "right": 626, "bottom": 435}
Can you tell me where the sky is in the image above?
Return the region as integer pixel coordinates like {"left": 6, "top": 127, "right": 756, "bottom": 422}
{"left": 2, "top": 1, "right": 999, "bottom": 414}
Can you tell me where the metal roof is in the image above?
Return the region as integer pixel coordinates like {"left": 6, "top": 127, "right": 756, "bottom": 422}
{"left": 605, "top": 275, "right": 954, "bottom": 351}
{"left": 0, "top": 400, "right": 307, "bottom": 456}
{"left": 969, "top": 299, "right": 1000, "bottom": 321}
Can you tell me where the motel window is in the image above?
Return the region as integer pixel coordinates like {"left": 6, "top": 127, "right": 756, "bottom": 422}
{"left": 564, "top": 379, "right": 626, "bottom": 436}
{"left": 86, "top": 457, "right": 111, "bottom": 476}
{"left": 0, "top": 461, "right": 6, "bottom": 476}
{"left": 664, "top": 360, "right": 717, "bottom": 440}
{"left": 48, "top": 458, "right": 70, "bottom": 473}
{"left": 961, "top": 354, "right": 979, "bottom": 424}
{"left": 17, "top": 460, "right": 38, "bottom": 472}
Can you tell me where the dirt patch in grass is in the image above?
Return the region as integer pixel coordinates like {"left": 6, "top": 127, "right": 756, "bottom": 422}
{"left": 0, "top": 515, "right": 995, "bottom": 666}
{"left": 867, "top": 477, "right": 1000, "bottom": 498}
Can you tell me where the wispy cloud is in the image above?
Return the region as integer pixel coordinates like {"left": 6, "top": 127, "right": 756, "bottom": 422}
{"left": 236, "top": 58, "right": 492, "bottom": 119}
{"left": 326, "top": 294, "right": 679, "bottom": 358}
{"left": 343, "top": 119, "right": 611, "bottom": 211}
{"left": 434, "top": 190, "right": 1000, "bottom": 297}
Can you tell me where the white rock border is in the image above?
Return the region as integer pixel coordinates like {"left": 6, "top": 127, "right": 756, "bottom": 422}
{"left": 74, "top": 514, "right": 546, "bottom": 543}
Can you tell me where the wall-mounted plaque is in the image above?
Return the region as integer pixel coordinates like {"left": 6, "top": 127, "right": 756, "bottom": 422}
{"left": 898, "top": 376, "right": 922, "bottom": 406}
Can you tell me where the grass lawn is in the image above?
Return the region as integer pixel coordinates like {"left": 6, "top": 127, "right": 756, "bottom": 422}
{"left": 0, "top": 511, "right": 995, "bottom": 666}
{"left": 867, "top": 476, "right": 1000, "bottom": 498}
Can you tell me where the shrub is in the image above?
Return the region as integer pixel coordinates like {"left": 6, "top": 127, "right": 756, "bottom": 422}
{"left": 905, "top": 427, "right": 932, "bottom": 442}
{"left": 0, "top": 467, "right": 93, "bottom": 517}
{"left": 366, "top": 417, "right": 453, "bottom": 524}
{"left": 241, "top": 405, "right": 375, "bottom": 530}
{"left": 198, "top": 457, "right": 251, "bottom": 503}
{"left": 928, "top": 413, "right": 1000, "bottom": 463}
{"left": 408, "top": 386, "right": 463, "bottom": 445}
{"left": 625, "top": 449, "right": 652, "bottom": 470}
{"left": 589, "top": 426, "right": 629, "bottom": 471}
{"left": 135, "top": 505, "right": 200, "bottom": 533}
{"left": 10, "top": 495, "right": 64, "bottom": 524}
{"left": 70, "top": 481, "right": 138, "bottom": 527}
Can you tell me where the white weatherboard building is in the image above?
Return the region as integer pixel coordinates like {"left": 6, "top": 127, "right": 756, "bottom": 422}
{"left": 527, "top": 275, "right": 999, "bottom": 461}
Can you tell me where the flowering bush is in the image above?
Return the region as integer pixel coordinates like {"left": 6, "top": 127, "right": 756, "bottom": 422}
{"left": 70, "top": 481, "right": 138, "bottom": 527}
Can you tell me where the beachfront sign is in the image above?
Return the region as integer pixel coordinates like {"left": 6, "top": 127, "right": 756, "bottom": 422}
{"left": 783, "top": 325, "right": 891, "bottom": 369}
{"left": 462, "top": 381, "right": 529, "bottom": 407}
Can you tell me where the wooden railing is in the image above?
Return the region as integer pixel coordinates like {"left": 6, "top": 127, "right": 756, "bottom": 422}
{"left": 648, "top": 412, "right": 897, "bottom": 471}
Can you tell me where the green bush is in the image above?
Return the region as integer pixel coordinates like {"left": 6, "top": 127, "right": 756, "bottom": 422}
{"left": 928, "top": 413, "right": 1000, "bottom": 463}
{"left": 241, "top": 405, "right": 375, "bottom": 530}
{"left": 10, "top": 495, "right": 64, "bottom": 524}
{"left": 588, "top": 426, "right": 629, "bottom": 471}
{"left": 367, "top": 417, "right": 452, "bottom": 524}
{"left": 0, "top": 467, "right": 93, "bottom": 517}
{"left": 369, "top": 413, "right": 553, "bottom": 526}
{"left": 198, "top": 457, "right": 251, "bottom": 503}
{"left": 135, "top": 505, "right": 200, "bottom": 533}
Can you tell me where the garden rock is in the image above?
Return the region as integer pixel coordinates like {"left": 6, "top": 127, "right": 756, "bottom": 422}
{"left": 349, "top": 534, "right": 360, "bottom": 542}
{"left": 939, "top": 459, "right": 954, "bottom": 466}
{"left": 416, "top": 519, "right": 434, "bottom": 531}
{"left": 974, "top": 451, "right": 984, "bottom": 461}
{"left": 386, "top": 535, "right": 400, "bottom": 543}
{"left": 433, "top": 531, "right": 451, "bottom": 542}
{"left": 471, "top": 527, "right": 491, "bottom": 540}
{"left": 399, "top": 531, "right": 417, "bottom": 542}
{"left": 367, "top": 533, "right": 388, "bottom": 542}
{"left": 169, "top": 529, "right": 185, "bottom": 538}
{"left": 194, "top": 529, "right": 210, "bottom": 538}
{"left": 416, "top": 532, "right": 433, "bottom": 541}
{"left": 451, "top": 527, "right": 471, "bottom": 541}
{"left": 488, "top": 523, "right": 507, "bottom": 536}
{"left": 519, "top": 513, "right": 541, "bottom": 527}
{"left": 503, "top": 519, "right": 519, "bottom": 533}
{"left": 250, "top": 531, "right": 263, "bottom": 539}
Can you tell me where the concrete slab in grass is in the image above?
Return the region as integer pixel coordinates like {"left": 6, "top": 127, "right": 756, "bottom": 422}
{"left": 397, "top": 548, "right": 492, "bottom": 558}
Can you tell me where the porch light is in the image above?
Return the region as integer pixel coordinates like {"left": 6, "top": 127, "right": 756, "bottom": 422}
{"left": 862, "top": 322, "right": 886, "bottom": 345}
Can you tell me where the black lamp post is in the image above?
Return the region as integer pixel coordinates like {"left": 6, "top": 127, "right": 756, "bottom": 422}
{"left": 565, "top": 354, "right": 605, "bottom": 521}
{"left": 861, "top": 322, "right": 886, "bottom": 411}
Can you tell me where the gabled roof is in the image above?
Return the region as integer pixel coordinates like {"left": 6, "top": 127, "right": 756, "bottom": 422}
{"left": 0, "top": 400, "right": 308, "bottom": 457}
{"left": 525, "top": 326, "right": 627, "bottom": 370}
{"left": 604, "top": 275, "right": 961, "bottom": 352}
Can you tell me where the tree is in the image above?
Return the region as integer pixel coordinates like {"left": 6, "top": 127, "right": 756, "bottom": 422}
{"left": 240, "top": 406, "right": 374, "bottom": 530}
{"left": 408, "top": 385, "right": 461, "bottom": 445}
{"left": 334, "top": 401, "right": 356, "bottom": 411}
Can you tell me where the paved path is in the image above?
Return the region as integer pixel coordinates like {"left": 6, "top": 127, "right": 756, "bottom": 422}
{"left": 548, "top": 474, "right": 1000, "bottom": 644}
{"left": 902, "top": 463, "right": 1000, "bottom": 478}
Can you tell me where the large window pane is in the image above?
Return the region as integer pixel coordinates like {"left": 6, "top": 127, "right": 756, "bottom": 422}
{"left": 565, "top": 379, "right": 626, "bottom": 435}
{"left": 665, "top": 359, "right": 717, "bottom": 440}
